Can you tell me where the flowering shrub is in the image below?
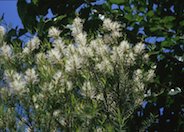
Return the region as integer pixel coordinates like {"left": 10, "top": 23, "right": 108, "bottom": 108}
{"left": 0, "top": 17, "right": 155, "bottom": 131}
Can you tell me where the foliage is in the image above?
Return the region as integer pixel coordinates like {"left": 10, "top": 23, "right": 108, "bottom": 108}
{"left": 1, "top": 0, "right": 184, "bottom": 131}
{"left": 15, "top": 0, "right": 184, "bottom": 85}
{"left": 15, "top": 0, "right": 184, "bottom": 93}
{"left": 0, "top": 18, "right": 155, "bottom": 131}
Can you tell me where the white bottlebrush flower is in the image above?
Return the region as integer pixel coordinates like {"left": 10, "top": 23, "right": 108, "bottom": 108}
{"left": 81, "top": 81, "right": 96, "bottom": 99}
{"left": 96, "top": 57, "right": 113, "bottom": 74}
{"left": 133, "top": 69, "right": 145, "bottom": 91}
{"left": 65, "top": 44, "right": 76, "bottom": 57}
{"left": 51, "top": 74, "right": 66, "bottom": 93}
{"left": 75, "top": 32, "right": 87, "bottom": 46}
{"left": 53, "top": 71, "right": 62, "bottom": 81}
{"left": 77, "top": 45, "right": 94, "bottom": 58}
{"left": 86, "top": 46, "right": 94, "bottom": 58}
{"left": 46, "top": 48, "right": 62, "bottom": 64}
{"left": 53, "top": 38, "right": 63, "bottom": 45}
{"left": 168, "top": 87, "right": 181, "bottom": 96}
{"left": 71, "top": 17, "right": 87, "bottom": 46}
{"left": 119, "top": 40, "right": 130, "bottom": 52}
{"left": 133, "top": 42, "right": 145, "bottom": 54}
{"left": 133, "top": 69, "right": 143, "bottom": 81}
{"left": 135, "top": 81, "right": 145, "bottom": 92}
{"left": 52, "top": 71, "right": 64, "bottom": 85}
{"left": 95, "top": 44, "right": 109, "bottom": 57}
{"left": 3, "top": 70, "right": 15, "bottom": 82}
{"left": 0, "top": 26, "right": 5, "bottom": 39}
{"left": 23, "top": 36, "right": 40, "bottom": 54}
{"left": 111, "top": 40, "right": 130, "bottom": 63}
{"left": 146, "top": 69, "right": 155, "bottom": 82}
{"left": 0, "top": 44, "right": 13, "bottom": 58}
{"left": 111, "top": 47, "right": 120, "bottom": 63}
{"left": 103, "top": 18, "right": 114, "bottom": 31}
{"left": 65, "top": 54, "right": 84, "bottom": 73}
{"left": 143, "top": 53, "right": 149, "bottom": 62}
{"left": 103, "top": 18, "right": 121, "bottom": 32}
{"left": 9, "top": 72, "right": 26, "bottom": 93}
{"left": 112, "top": 30, "right": 121, "bottom": 38}
{"left": 25, "top": 68, "right": 39, "bottom": 84}
{"left": 102, "top": 34, "right": 112, "bottom": 43}
{"left": 48, "top": 27, "right": 61, "bottom": 38}
{"left": 126, "top": 52, "right": 135, "bottom": 66}
{"left": 103, "top": 18, "right": 122, "bottom": 40}
{"left": 90, "top": 39, "right": 101, "bottom": 51}
{"left": 71, "top": 17, "right": 83, "bottom": 37}
{"left": 53, "top": 38, "right": 66, "bottom": 52}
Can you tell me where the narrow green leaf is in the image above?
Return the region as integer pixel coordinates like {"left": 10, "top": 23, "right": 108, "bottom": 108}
{"left": 162, "top": 16, "right": 175, "bottom": 23}
{"left": 179, "top": 20, "right": 184, "bottom": 26}
{"left": 32, "top": 0, "right": 38, "bottom": 5}
{"left": 109, "top": 0, "right": 125, "bottom": 5}
{"left": 147, "top": 10, "right": 154, "bottom": 17}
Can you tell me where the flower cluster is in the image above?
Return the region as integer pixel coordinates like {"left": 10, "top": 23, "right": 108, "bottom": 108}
{"left": 23, "top": 36, "right": 40, "bottom": 54}
{"left": 103, "top": 18, "right": 122, "bottom": 43}
{"left": 0, "top": 43, "right": 13, "bottom": 60}
{"left": 0, "top": 17, "right": 155, "bottom": 131}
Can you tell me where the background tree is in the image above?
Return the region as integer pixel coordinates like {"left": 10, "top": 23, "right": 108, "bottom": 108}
{"left": 1, "top": 0, "right": 184, "bottom": 131}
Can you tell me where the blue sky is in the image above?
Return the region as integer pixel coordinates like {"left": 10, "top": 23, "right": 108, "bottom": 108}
{"left": 0, "top": 0, "right": 23, "bottom": 28}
